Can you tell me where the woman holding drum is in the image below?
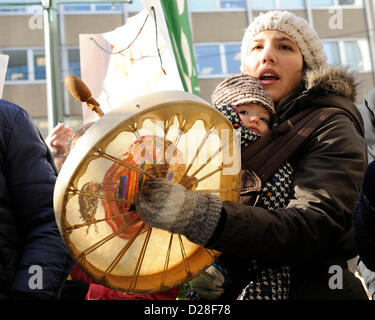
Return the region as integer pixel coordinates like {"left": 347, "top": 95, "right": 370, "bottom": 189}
{"left": 134, "top": 11, "right": 369, "bottom": 300}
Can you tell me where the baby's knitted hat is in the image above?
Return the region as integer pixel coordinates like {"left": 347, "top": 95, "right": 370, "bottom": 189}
{"left": 212, "top": 73, "right": 275, "bottom": 115}
{"left": 240, "top": 11, "right": 327, "bottom": 71}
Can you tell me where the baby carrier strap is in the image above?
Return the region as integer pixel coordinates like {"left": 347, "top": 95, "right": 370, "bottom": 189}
{"left": 241, "top": 107, "right": 354, "bottom": 185}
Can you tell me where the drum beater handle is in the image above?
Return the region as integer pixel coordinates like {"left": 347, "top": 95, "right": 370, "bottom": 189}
{"left": 64, "top": 74, "right": 105, "bottom": 118}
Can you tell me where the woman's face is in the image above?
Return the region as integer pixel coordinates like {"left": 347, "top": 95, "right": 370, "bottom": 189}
{"left": 243, "top": 30, "right": 304, "bottom": 103}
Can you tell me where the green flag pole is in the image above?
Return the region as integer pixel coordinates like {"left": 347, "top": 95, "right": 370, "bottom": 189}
{"left": 159, "top": 0, "right": 200, "bottom": 97}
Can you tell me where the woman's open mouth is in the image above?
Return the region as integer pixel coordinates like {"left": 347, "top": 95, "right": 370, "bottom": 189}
{"left": 259, "top": 69, "right": 280, "bottom": 85}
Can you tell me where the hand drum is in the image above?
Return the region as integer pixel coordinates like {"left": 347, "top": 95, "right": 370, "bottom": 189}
{"left": 54, "top": 90, "right": 240, "bottom": 294}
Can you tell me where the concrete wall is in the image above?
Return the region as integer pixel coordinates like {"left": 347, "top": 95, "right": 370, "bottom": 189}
{"left": 0, "top": 15, "right": 44, "bottom": 47}
{"left": 191, "top": 12, "right": 248, "bottom": 43}
{"left": 312, "top": 9, "right": 367, "bottom": 38}
{"left": 2, "top": 83, "right": 46, "bottom": 117}
{"left": 64, "top": 14, "right": 124, "bottom": 46}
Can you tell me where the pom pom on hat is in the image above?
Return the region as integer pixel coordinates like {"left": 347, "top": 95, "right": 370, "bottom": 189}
{"left": 240, "top": 11, "right": 327, "bottom": 71}
{"left": 212, "top": 73, "right": 275, "bottom": 115}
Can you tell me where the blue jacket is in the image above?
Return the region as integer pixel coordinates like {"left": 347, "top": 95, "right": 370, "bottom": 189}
{"left": 0, "top": 99, "right": 72, "bottom": 299}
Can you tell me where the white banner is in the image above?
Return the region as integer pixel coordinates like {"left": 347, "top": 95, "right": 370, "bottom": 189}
{"left": 0, "top": 55, "right": 9, "bottom": 98}
{"left": 79, "top": 2, "right": 184, "bottom": 123}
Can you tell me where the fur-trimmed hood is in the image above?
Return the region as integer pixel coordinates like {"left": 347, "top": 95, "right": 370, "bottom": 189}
{"left": 303, "top": 66, "right": 359, "bottom": 102}
{"left": 276, "top": 65, "right": 363, "bottom": 135}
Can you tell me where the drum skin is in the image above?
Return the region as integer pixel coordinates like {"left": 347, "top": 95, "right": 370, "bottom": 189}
{"left": 54, "top": 90, "right": 240, "bottom": 294}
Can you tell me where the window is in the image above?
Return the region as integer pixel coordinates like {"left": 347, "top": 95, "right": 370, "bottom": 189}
{"left": 189, "top": 0, "right": 246, "bottom": 11}
{"left": 0, "top": 48, "right": 47, "bottom": 82}
{"left": 310, "top": 0, "right": 362, "bottom": 7}
{"left": 0, "top": 1, "right": 124, "bottom": 14}
{"left": 0, "top": 0, "right": 42, "bottom": 13}
{"left": 1, "top": 50, "right": 28, "bottom": 81}
{"left": 63, "top": 3, "right": 122, "bottom": 13}
{"left": 310, "top": 0, "right": 333, "bottom": 6}
{"left": 195, "top": 45, "right": 222, "bottom": 76}
{"left": 68, "top": 49, "right": 81, "bottom": 78}
{"left": 0, "top": 5, "right": 28, "bottom": 13}
{"left": 33, "top": 50, "right": 46, "bottom": 80}
{"left": 322, "top": 39, "right": 371, "bottom": 72}
{"left": 251, "top": 0, "right": 274, "bottom": 10}
{"left": 63, "top": 4, "right": 91, "bottom": 11}
{"left": 323, "top": 42, "right": 341, "bottom": 65}
{"left": 338, "top": 0, "right": 359, "bottom": 4}
{"left": 220, "top": 0, "right": 247, "bottom": 9}
{"left": 195, "top": 43, "right": 241, "bottom": 77}
{"left": 225, "top": 44, "right": 241, "bottom": 74}
{"left": 251, "top": 0, "right": 305, "bottom": 10}
{"left": 344, "top": 40, "right": 369, "bottom": 71}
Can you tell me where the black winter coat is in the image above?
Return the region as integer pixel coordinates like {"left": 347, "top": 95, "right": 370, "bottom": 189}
{"left": 207, "top": 67, "right": 368, "bottom": 300}
{"left": 0, "top": 99, "right": 72, "bottom": 299}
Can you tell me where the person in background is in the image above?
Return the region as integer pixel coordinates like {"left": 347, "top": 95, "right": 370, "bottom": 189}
{"left": 0, "top": 99, "right": 72, "bottom": 299}
{"left": 354, "top": 160, "right": 375, "bottom": 299}
{"left": 355, "top": 87, "right": 375, "bottom": 299}
{"left": 359, "top": 87, "right": 375, "bottom": 163}
{"left": 45, "top": 122, "right": 74, "bottom": 171}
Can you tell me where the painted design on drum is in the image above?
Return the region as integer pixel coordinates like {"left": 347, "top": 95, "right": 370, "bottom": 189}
{"left": 100, "top": 135, "right": 186, "bottom": 240}
{"left": 78, "top": 182, "right": 102, "bottom": 233}
{"left": 101, "top": 140, "right": 147, "bottom": 240}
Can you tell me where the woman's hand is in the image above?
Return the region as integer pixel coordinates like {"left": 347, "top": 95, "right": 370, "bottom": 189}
{"left": 133, "top": 178, "right": 222, "bottom": 245}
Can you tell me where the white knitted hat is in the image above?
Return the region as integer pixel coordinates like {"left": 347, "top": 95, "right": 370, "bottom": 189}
{"left": 240, "top": 11, "right": 327, "bottom": 72}
{"left": 212, "top": 73, "right": 275, "bottom": 115}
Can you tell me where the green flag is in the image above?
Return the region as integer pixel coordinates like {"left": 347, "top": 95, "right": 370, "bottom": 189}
{"left": 159, "top": 0, "right": 200, "bottom": 96}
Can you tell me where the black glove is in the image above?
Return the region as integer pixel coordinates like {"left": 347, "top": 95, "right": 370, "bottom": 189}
{"left": 133, "top": 178, "right": 222, "bottom": 246}
{"left": 363, "top": 160, "right": 375, "bottom": 207}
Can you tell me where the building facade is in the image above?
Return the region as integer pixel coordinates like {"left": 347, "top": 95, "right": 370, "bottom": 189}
{"left": 0, "top": 0, "right": 374, "bottom": 136}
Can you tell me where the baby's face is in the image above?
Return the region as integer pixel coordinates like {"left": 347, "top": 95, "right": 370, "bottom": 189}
{"left": 237, "top": 103, "right": 271, "bottom": 135}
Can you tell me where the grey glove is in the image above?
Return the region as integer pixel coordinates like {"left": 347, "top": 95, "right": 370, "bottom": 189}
{"left": 133, "top": 178, "right": 222, "bottom": 246}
